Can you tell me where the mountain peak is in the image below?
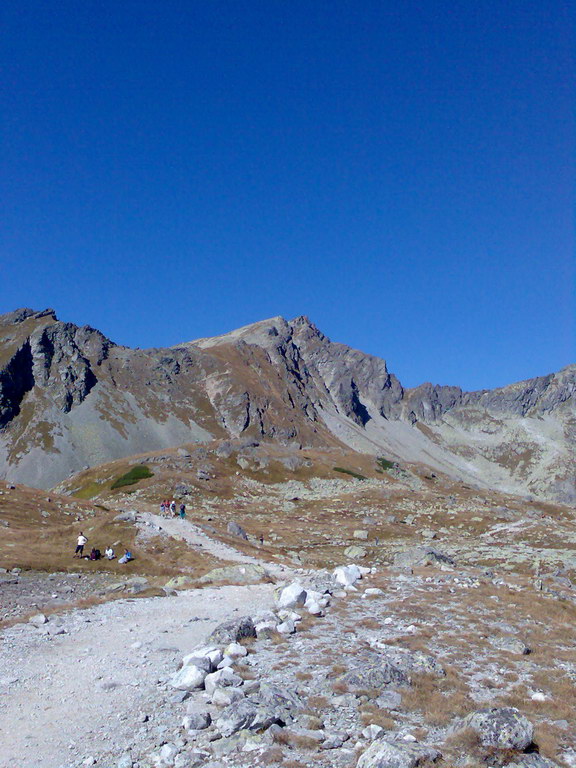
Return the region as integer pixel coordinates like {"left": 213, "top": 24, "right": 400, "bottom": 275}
{"left": 0, "top": 307, "right": 58, "bottom": 326}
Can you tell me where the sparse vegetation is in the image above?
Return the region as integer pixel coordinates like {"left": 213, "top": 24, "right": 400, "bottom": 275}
{"left": 376, "top": 456, "right": 396, "bottom": 471}
{"left": 333, "top": 467, "right": 367, "bottom": 480}
{"left": 110, "top": 464, "right": 153, "bottom": 489}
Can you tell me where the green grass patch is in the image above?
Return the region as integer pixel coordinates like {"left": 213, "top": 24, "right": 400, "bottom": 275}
{"left": 333, "top": 467, "right": 367, "bottom": 481}
{"left": 376, "top": 457, "right": 396, "bottom": 471}
{"left": 111, "top": 465, "right": 153, "bottom": 490}
{"left": 73, "top": 482, "right": 104, "bottom": 500}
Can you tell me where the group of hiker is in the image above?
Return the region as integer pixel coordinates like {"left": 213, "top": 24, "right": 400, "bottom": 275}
{"left": 160, "top": 499, "right": 186, "bottom": 519}
{"left": 73, "top": 496, "right": 188, "bottom": 565}
{"left": 73, "top": 533, "right": 133, "bottom": 564}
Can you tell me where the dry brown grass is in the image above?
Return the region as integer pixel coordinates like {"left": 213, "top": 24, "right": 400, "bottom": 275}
{"left": 359, "top": 705, "right": 396, "bottom": 729}
{"left": 532, "top": 724, "right": 565, "bottom": 762}
{"left": 331, "top": 680, "right": 349, "bottom": 695}
{"left": 256, "top": 746, "right": 285, "bottom": 765}
{"left": 401, "top": 669, "right": 474, "bottom": 726}
{"left": 0, "top": 484, "right": 224, "bottom": 579}
{"left": 274, "top": 730, "right": 320, "bottom": 750}
{"left": 295, "top": 671, "right": 313, "bottom": 681}
{"left": 357, "top": 617, "right": 382, "bottom": 630}
{"left": 305, "top": 695, "right": 330, "bottom": 712}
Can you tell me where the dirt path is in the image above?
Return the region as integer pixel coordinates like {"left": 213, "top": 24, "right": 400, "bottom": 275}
{"left": 137, "top": 510, "right": 290, "bottom": 580}
{"left": 0, "top": 583, "right": 275, "bottom": 768}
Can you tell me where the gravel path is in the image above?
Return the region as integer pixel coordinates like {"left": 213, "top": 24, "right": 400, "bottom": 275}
{"left": 137, "top": 511, "right": 290, "bottom": 579}
{"left": 0, "top": 583, "right": 275, "bottom": 768}
{"left": 139, "top": 511, "right": 257, "bottom": 564}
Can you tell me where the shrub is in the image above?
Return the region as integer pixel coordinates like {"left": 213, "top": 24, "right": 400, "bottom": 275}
{"left": 333, "top": 467, "right": 367, "bottom": 481}
{"left": 111, "top": 465, "right": 153, "bottom": 489}
{"left": 376, "top": 457, "right": 396, "bottom": 471}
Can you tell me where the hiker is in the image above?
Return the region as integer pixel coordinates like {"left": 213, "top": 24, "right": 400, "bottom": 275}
{"left": 160, "top": 501, "right": 166, "bottom": 515}
{"left": 118, "top": 549, "right": 133, "bottom": 564}
{"left": 259, "top": 534, "right": 264, "bottom": 545}
{"left": 170, "top": 500, "right": 176, "bottom": 516}
{"left": 179, "top": 503, "right": 186, "bottom": 519}
{"left": 105, "top": 546, "right": 115, "bottom": 560}
{"left": 89, "top": 547, "right": 101, "bottom": 561}
{"left": 74, "top": 532, "right": 88, "bottom": 557}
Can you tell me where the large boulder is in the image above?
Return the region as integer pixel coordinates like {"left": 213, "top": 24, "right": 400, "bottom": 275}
{"left": 170, "top": 664, "right": 208, "bottom": 691}
{"left": 276, "top": 582, "right": 307, "bottom": 609}
{"left": 489, "top": 636, "right": 531, "bottom": 655}
{"left": 164, "top": 575, "right": 195, "bottom": 590}
{"left": 337, "top": 661, "right": 408, "bottom": 691}
{"left": 204, "top": 667, "right": 243, "bottom": 696}
{"left": 503, "top": 756, "right": 563, "bottom": 768}
{"left": 344, "top": 545, "right": 367, "bottom": 559}
{"left": 357, "top": 739, "right": 441, "bottom": 768}
{"left": 393, "top": 547, "right": 454, "bottom": 569}
{"left": 371, "top": 643, "right": 445, "bottom": 677}
{"left": 215, "top": 698, "right": 282, "bottom": 737}
{"left": 458, "top": 707, "right": 534, "bottom": 750}
{"left": 333, "top": 565, "right": 362, "bottom": 586}
{"left": 199, "top": 564, "right": 266, "bottom": 585}
{"left": 208, "top": 616, "right": 256, "bottom": 645}
{"left": 258, "top": 682, "right": 301, "bottom": 721}
{"left": 227, "top": 521, "right": 248, "bottom": 539}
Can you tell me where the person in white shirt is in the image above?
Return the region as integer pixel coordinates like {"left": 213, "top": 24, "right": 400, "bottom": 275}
{"left": 74, "top": 533, "right": 88, "bottom": 557}
{"left": 105, "top": 546, "right": 115, "bottom": 560}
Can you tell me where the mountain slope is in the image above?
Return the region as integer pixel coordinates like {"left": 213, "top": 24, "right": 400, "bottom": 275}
{"left": 0, "top": 308, "right": 573, "bottom": 501}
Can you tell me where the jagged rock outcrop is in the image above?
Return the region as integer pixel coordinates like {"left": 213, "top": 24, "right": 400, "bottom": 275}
{"left": 0, "top": 308, "right": 573, "bottom": 500}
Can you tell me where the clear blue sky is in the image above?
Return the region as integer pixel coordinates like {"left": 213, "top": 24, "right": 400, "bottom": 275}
{"left": 1, "top": 1, "right": 574, "bottom": 391}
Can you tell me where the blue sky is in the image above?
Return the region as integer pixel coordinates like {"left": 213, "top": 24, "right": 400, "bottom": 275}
{"left": 1, "top": 1, "right": 573, "bottom": 390}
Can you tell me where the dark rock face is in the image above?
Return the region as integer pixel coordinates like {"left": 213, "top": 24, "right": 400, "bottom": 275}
{"left": 0, "top": 340, "right": 35, "bottom": 427}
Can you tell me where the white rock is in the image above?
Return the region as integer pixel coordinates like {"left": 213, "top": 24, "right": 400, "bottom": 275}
{"left": 306, "top": 601, "right": 324, "bottom": 616}
{"left": 180, "top": 655, "right": 212, "bottom": 672}
{"left": 29, "top": 613, "right": 48, "bottom": 627}
{"left": 362, "top": 724, "right": 384, "bottom": 740}
{"left": 189, "top": 645, "right": 223, "bottom": 665}
{"left": 277, "top": 609, "right": 302, "bottom": 622}
{"left": 183, "top": 646, "right": 223, "bottom": 669}
{"left": 364, "top": 588, "right": 384, "bottom": 596}
{"left": 333, "top": 565, "right": 362, "bottom": 587}
{"left": 212, "top": 686, "right": 245, "bottom": 707}
{"left": 531, "top": 692, "right": 547, "bottom": 702}
{"left": 277, "top": 619, "right": 296, "bottom": 634}
{"left": 255, "top": 620, "right": 277, "bottom": 637}
{"left": 170, "top": 664, "right": 208, "bottom": 691}
{"left": 358, "top": 566, "right": 371, "bottom": 575}
{"left": 276, "top": 582, "right": 307, "bottom": 609}
{"left": 217, "top": 655, "right": 234, "bottom": 669}
{"left": 204, "top": 667, "right": 243, "bottom": 696}
{"left": 224, "top": 642, "right": 248, "bottom": 659}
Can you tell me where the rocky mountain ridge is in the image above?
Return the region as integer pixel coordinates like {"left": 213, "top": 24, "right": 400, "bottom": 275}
{"left": 0, "top": 308, "right": 573, "bottom": 500}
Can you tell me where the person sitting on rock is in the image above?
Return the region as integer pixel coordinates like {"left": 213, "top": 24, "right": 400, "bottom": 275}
{"left": 118, "top": 549, "right": 133, "bottom": 564}
{"left": 105, "top": 546, "right": 115, "bottom": 560}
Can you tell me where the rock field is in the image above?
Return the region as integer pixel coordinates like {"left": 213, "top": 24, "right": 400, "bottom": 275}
{"left": 2, "top": 541, "right": 576, "bottom": 768}
{"left": 1, "top": 441, "right": 575, "bottom": 768}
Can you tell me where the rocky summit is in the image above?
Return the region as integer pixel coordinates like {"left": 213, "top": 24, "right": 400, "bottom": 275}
{"left": 0, "top": 308, "right": 574, "bottom": 501}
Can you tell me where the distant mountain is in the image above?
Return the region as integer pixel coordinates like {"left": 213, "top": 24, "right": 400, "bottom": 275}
{"left": 0, "top": 308, "right": 573, "bottom": 501}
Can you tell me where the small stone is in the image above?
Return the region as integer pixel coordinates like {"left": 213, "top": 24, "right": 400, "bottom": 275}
{"left": 29, "top": 613, "right": 48, "bottom": 627}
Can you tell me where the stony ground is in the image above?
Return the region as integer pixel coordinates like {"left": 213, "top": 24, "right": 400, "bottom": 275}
{"left": 0, "top": 584, "right": 276, "bottom": 768}
{"left": 2, "top": 446, "right": 575, "bottom": 768}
